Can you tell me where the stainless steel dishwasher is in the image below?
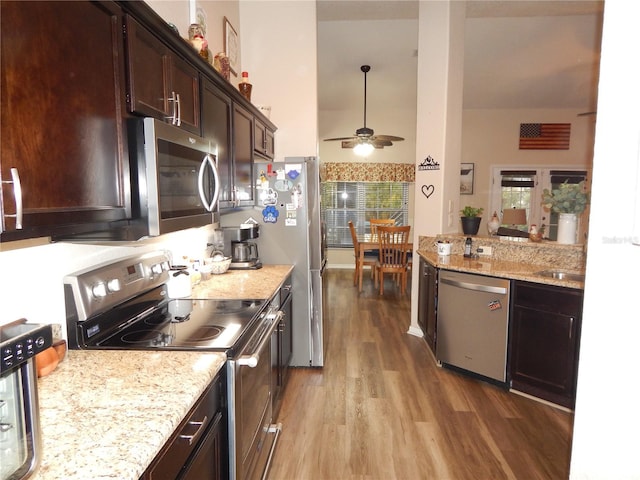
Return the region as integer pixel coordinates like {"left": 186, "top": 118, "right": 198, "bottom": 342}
{"left": 436, "top": 270, "right": 511, "bottom": 383}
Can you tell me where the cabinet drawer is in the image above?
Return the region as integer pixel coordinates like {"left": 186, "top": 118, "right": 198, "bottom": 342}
{"left": 513, "top": 281, "right": 583, "bottom": 316}
{"left": 144, "top": 377, "right": 222, "bottom": 480}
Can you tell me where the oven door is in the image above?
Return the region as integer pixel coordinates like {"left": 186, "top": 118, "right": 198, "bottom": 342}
{"left": 230, "top": 309, "right": 283, "bottom": 480}
{"left": 142, "top": 118, "right": 221, "bottom": 236}
{"left": 0, "top": 360, "right": 40, "bottom": 480}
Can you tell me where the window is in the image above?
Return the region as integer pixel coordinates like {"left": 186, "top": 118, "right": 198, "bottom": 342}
{"left": 490, "top": 167, "right": 588, "bottom": 240}
{"left": 500, "top": 170, "right": 536, "bottom": 228}
{"left": 321, "top": 181, "right": 410, "bottom": 247}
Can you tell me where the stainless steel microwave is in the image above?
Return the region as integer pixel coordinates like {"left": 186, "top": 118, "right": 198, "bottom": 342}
{"left": 138, "top": 118, "right": 220, "bottom": 236}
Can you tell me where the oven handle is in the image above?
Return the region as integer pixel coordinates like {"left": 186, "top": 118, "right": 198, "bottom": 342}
{"left": 237, "top": 311, "right": 283, "bottom": 368}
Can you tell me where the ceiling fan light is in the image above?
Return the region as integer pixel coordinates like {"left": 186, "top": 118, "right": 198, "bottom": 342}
{"left": 353, "top": 142, "right": 375, "bottom": 156}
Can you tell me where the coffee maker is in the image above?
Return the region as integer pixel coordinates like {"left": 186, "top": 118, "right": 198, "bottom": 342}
{"left": 222, "top": 225, "right": 262, "bottom": 269}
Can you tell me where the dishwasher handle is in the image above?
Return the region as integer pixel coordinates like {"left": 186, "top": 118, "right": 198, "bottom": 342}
{"left": 440, "top": 276, "right": 508, "bottom": 295}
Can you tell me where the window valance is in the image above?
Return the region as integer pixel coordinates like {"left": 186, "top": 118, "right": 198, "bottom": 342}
{"left": 320, "top": 162, "right": 415, "bottom": 183}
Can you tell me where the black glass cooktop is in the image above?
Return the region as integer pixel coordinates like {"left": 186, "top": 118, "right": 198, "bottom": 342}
{"left": 75, "top": 286, "right": 267, "bottom": 354}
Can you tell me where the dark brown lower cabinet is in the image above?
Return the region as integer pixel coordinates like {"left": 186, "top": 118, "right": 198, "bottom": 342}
{"left": 509, "top": 281, "right": 584, "bottom": 409}
{"left": 142, "top": 370, "right": 226, "bottom": 480}
{"left": 417, "top": 258, "right": 438, "bottom": 354}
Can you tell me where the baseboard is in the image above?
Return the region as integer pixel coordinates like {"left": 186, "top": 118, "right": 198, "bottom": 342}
{"left": 407, "top": 325, "right": 423, "bottom": 337}
{"left": 509, "top": 389, "right": 574, "bottom": 412}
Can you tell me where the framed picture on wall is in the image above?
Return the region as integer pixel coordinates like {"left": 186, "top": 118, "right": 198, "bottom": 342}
{"left": 224, "top": 17, "right": 238, "bottom": 76}
{"left": 460, "top": 163, "right": 474, "bottom": 194}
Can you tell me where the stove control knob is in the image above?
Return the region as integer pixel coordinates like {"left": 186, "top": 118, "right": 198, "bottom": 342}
{"left": 92, "top": 282, "right": 108, "bottom": 298}
{"left": 151, "top": 263, "right": 163, "bottom": 275}
{"left": 107, "top": 278, "right": 122, "bottom": 293}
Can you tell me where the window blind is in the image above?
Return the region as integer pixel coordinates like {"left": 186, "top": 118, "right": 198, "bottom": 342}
{"left": 321, "top": 181, "right": 409, "bottom": 248}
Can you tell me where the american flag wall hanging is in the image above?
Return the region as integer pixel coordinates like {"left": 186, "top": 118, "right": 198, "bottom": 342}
{"left": 519, "top": 123, "right": 571, "bottom": 150}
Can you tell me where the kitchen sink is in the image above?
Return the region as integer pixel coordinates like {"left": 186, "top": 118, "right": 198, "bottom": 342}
{"left": 534, "top": 270, "right": 585, "bottom": 282}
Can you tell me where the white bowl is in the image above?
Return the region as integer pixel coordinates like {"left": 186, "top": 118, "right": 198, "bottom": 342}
{"left": 210, "top": 256, "right": 231, "bottom": 274}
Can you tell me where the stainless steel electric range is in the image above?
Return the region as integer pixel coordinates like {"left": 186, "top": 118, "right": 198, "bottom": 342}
{"left": 63, "top": 251, "right": 282, "bottom": 480}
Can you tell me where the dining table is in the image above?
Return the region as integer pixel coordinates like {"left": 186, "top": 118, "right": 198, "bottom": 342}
{"left": 356, "top": 233, "right": 414, "bottom": 292}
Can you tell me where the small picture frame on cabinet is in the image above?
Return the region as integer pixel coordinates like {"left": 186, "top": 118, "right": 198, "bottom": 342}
{"left": 224, "top": 17, "right": 238, "bottom": 76}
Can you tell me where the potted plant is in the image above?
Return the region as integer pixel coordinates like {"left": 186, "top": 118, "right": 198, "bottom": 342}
{"left": 460, "top": 206, "right": 484, "bottom": 235}
{"left": 541, "top": 181, "right": 589, "bottom": 244}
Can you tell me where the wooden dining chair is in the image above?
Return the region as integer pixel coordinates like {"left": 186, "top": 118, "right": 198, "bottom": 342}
{"left": 375, "top": 225, "right": 411, "bottom": 295}
{"left": 348, "top": 220, "right": 377, "bottom": 290}
{"left": 369, "top": 218, "right": 395, "bottom": 235}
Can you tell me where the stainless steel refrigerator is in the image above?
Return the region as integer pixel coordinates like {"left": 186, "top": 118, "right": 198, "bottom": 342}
{"left": 222, "top": 157, "right": 326, "bottom": 367}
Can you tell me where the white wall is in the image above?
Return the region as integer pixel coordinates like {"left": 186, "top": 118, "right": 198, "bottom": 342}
{"left": 407, "top": 1, "right": 465, "bottom": 333}
{"left": 239, "top": 1, "right": 318, "bottom": 159}
{"left": 462, "top": 107, "right": 595, "bottom": 232}
{"left": 0, "top": 227, "right": 214, "bottom": 333}
{"left": 570, "top": 1, "right": 640, "bottom": 477}
{"left": 146, "top": 0, "right": 242, "bottom": 86}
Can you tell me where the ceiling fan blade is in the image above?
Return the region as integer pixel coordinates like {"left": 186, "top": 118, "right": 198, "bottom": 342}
{"left": 372, "top": 135, "right": 404, "bottom": 142}
{"left": 325, "top": 136, "right": 359, "bottom": 142}
{"left": 370, "top": 139, "right": 392, "bottom": 147}
{"left": 341, "top": 139, "right": 391, "bottom": 149}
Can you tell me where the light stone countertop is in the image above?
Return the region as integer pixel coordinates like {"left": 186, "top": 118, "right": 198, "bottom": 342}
{"left": 31, "top": 264, "right": 294, "bottom": 479}
{"left": 33, "top": 350, "right": 226, "bottom": 480}
{"left": 191, "top": 264, "right": 294, "bottom": 299}
{"left": 418, "top": 250, "right": 585, "bottom": 290}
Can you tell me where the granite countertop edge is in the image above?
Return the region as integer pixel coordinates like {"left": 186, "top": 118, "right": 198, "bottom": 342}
{"left": 417, "top": 250, "right": 584, "bottom": 290}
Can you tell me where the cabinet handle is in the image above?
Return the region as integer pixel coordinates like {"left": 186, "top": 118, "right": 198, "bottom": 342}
{"left": 168, "top": 91, "right": 180, "bottom": 126}
{"left": 179, "top": 415, "right": 208, "bottom": 446}
{"left": 2, "top": 168, "right": 23, "bottom": 229}
{"left": 569, "top": 317, "right": 574, "bottom": 339}
{"left": 198, "top": 153, "right": 220, "bottom": 212}
{"left": 175, "top": 92, "right": 181, "bottom": 126}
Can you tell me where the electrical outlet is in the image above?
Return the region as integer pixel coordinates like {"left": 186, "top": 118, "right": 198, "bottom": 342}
{"left": 477, "top": 246, "right": 492, "bottom": 256}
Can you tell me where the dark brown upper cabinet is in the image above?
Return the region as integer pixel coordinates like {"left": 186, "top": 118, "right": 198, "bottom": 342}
{"left": 1, "top": 0, "right": 130, "bottom": 241}
{"left": 254, "top": 119, "right": 275, "bottom": 160}
{"left": 124, "top": 15, "right": 200, "bottom": 135}
{"left": 231, "top": 104, "right": 256, "bottom": 207}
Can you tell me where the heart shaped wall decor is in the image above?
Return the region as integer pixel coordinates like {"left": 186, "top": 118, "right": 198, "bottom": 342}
{"left": 421, "top": 185, "right": 435, "bottom": 199}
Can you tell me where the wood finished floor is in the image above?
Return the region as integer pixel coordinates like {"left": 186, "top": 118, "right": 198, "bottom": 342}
{"left": 268, "top": 269, "right": 574, "bottom": 480}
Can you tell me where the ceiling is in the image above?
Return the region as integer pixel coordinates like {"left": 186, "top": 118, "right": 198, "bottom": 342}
{"left": 317, "top": 0, "right": 604, "bottom": 132}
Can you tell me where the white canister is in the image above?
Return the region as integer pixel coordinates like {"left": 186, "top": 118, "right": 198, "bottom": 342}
{"left": 167, "top": 266, "right": 192, "bottom": 298}
{"left": 435, "top": 241, "right": 452, "bottom": 256}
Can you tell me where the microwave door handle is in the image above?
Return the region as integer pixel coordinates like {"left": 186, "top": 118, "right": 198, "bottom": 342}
{"left": 198, "top": 154, "right": 220, "bottom": 212}
{"left": 175, "top": 93, "right": 181, "bottom": 126}
{"left": 2, "top": 168, "right": 23, "bottom": 229}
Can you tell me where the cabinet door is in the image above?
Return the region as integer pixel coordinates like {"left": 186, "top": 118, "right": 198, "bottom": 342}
{"left": 510, "top": 282, "right": 583, "bottom": 408}
{"left": 169, "top": 55, "right": 200, "bottom": 135}
{"left": 124, "top": 15, "right": 170, "bottom": 119}
{"left": 1, "top": 0, "right": 129, "bottom": 241}
{"left": 202, "top": 79, "right": 232, "bottom": 204}
{"left": 125, "top": 15, "right": 200, "bottom": 135}
{"left": 417, "top": 258, "right": 437, "bottom": 354}
{"left": 273, "top": 290, "right": 293, "bottom": 420}
{"left": 232, "top": 104, "right": 255, "bottom": 206}
{"left": 254, "top": 119, "right": 275, "bottom": 160}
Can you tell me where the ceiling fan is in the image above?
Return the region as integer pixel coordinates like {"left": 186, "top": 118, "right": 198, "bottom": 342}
{"left": 324, "top": 65, "right": 404, "bottom": 156}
